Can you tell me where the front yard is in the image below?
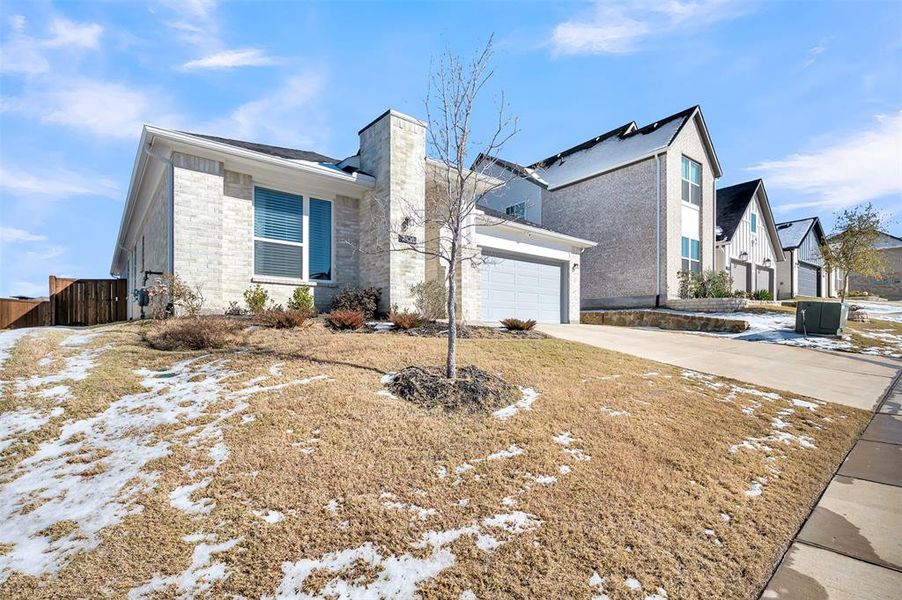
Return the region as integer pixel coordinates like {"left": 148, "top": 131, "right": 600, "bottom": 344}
{"left": 0, "top": 321, "right": 869, "bottom": 599}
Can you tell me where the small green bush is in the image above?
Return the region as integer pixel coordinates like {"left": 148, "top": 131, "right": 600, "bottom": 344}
{"left": 330, "top": 287, "right": 381, "bottom": 319}
{"left": 389, "top": 310, "right": 427, "bottom": 330}
{"left": 410, "top": 280, "right": 446, "bottom": 321}
{"left": 288, "top": 286, "right": 314, "bottom": 312}
{"left": 225, "top": 301, "right": 246, "bottom": 316}
{"left": 752, "top": 289, "right": 773, "bottom": 301}
{"left": 243, "top": 284, "right": 269, "bottom": 314}
{"left": 324, "top": 309, "right": 365, "bottom": 330}
{"left": 500, "top": 318, "right": 537, "bottom": 331}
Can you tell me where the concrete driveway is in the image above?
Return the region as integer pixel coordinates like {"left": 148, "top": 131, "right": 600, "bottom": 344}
{"left": 538, "top": 324, "right": 900, "bottom": 410}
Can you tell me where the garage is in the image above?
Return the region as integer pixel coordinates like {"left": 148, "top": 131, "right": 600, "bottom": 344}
{"left": 481, "top": 253, "right": 562, "bottom": 323}
{"left": 755, "top": 266, "right": 773, "bottom": 295}
{"left": 798, "top": 262, "right": 820, "bottom": 297}
{"left": 730, "top": 260, "right": 749, "bottom": 293}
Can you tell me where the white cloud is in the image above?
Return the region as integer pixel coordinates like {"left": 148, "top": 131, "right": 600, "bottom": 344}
{"left": 1, "top": 79, "right": 180, "bottom": 139}
{"left": 8, "top": 280, "right": 47, "bottom": 298}
{"left": 0, "top": 227, "right": 47, "bottom": 243}
{"left": 550, "top": 0, "right": 752, "bottom": 55}
{"left": 0, "top": 165, "right": 120, "bottom": 199}
{"left": 158, "top": 0, "right": 217, "bottom": 19}
{"left": 750, "top": 111, "right": 902, "bottom": 211}
{"left": 45, "top": 18, "right": 103, "bottom": 49}
{"left": 197, "top": 71, "right": 328, "bottom": 147}
{"left": 183, "top": 48, "right": 278, "bottom": 70}
{"left": 0, "top": 15, "right": 103, "bottom": 74}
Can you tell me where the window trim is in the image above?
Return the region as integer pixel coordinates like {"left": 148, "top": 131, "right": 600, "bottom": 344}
{"left": 505, "top": 202, "right": 526, "bottom": 220}
{"left": 251, "top": 185, "right": 335, "bottom": 284}
{"left": 681, "top": 235, "right": 701, "bottom": 273}
{"left": 681, "top": 155, "right": 702, "bottom": 207}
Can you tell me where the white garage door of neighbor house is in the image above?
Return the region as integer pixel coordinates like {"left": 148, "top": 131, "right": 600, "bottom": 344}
{"left": 481, "top": 254, "right": 562, "bottom": 323}
{"left": 731, "top": 261, "right": 749, "bottom": 293}
{"left": 798, "top": 262, "right": 820, "bottom": 297}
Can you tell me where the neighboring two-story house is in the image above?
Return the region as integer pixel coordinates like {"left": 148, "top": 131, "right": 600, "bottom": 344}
{"left": 831, "top": 231, "right": 902, "bottom": 300}
{"left": 110, "top": 109, "right": 595, "bottom": 324}
{"left": 714, "top": 179, "right": 784, "bottom": 297}
{"left": 476, "top": 106, "right": 722, "bottom": 308}
{"left": 774, "top": 217, "right": 830, "bottom": 299}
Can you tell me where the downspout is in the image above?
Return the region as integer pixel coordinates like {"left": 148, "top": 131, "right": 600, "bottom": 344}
{"left": 142, "top": 141, "right": 175, "bottom": 273}
{"left": 654, "top": 151, "right": 664, "bottom": 307}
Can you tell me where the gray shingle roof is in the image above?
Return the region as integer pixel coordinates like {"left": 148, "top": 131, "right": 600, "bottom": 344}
{"left": 180, "top": 132, "right": 338, "bottom": 164}
{"left": 716, "top": 180, "right": 761, "bottom": 242}
{"left": 776, "top": 218, "right": 821, "bottom": 250}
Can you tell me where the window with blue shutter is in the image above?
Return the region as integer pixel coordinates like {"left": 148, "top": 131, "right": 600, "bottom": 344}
{"left": 254, "top": 187, "right": 302, "bottom": 278}
{"left": 309, "top": 198, "right": 332, "bottom": 280}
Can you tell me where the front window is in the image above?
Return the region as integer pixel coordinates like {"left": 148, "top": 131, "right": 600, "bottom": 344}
{"left": 681, "top": 156, "right": 702, "bottom": 206}
{"left": 253, "top": 187, "right": 332, "bottom": 281}
{"left": 681, "top": 236, "right": 701, "bottom": 273}
{"left": 505, "top": 202, "right": 526, "bottom": 220}
{"left": 750, "top": 213, "right": 757, "bottom": 234}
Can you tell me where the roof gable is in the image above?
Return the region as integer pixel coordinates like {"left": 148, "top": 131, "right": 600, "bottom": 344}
{"left": 716, "top": 179, "right": 760, "bottom": 242}
{"left": 776, "top": 217, "right": 826, "bottom": 250}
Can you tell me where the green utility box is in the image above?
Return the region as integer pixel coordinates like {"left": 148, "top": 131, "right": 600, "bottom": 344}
{"left": 795, "top": 301, "right": 848, "bottom": 336}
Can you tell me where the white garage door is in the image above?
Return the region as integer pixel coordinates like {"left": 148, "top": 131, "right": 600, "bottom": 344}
{"left": 481, "top": 254, "right": 562, "bottom": 323}
{"left": 799, "top": 262, "right": 820, "bottom": 297}
{"left": 731, "top": 260, "right": 749, "bottom": 293}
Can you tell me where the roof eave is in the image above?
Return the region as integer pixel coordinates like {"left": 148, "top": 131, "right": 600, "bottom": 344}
{"left": 474, "top": 209, "right": 597, "bottom": 248}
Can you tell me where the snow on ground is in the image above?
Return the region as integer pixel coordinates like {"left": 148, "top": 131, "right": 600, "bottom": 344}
{"left": 128, "top": 534, "right": 241, "bottom": 599}
{"left": 60, "top": 331, "right": 103, "bottom": 347}
{"left": 848, "top": 301, "right": 902, "bottom": 323}
{"left": 492, "top": 387, "right": 538, "bottom": 420}
{"left": 267, "top": 511, "right": 543, "bottom": 599}
{"left": 0, "top": 354, "right": 331, "bottom": 585}
{"left": 0, "top": 328, "right": 34, "bottom": 370}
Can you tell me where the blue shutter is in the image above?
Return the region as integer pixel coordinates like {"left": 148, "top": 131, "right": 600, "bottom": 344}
{"left": 255, "top": 187, "right": 302, "bottom": 243}
{"left": 254, "top": 240, "right": 302, "bottom": 278}
{"left": 309, "top": 198, "right": 332, "bottom": 280}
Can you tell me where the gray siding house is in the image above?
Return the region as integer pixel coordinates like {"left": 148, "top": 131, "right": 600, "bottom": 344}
{"left": 110, "top": 109, "right": 594, "bottom": 324}
{"left": 476, "top": 106, "right": 722, "bottom": 308}
{"left": 715, "top": 179, "right": 784, "bottom": 296}
{"left": 775, "top": 217, "right": 830, "bottom": 299}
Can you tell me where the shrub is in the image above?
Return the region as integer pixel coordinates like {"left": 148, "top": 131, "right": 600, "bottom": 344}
{"left": 258, "top": 307, "right": 311, "bottom": 329}
{"left": 225, "top": 301, "right": 246, "bottom": 316}
{"left": 330, "top": 286, "right": 381, "bottom": 319}
{"left": 288, "top": 286, "right": 315, "bottom": 312}
{"left": 243, "top": 284, "right": 269, "bottom": 314}
{"left": 752, "top": 289, "right": 773, "bottom": 301}
{"left": 167, "top": 274, "right": 205, "bottom": 316}
{"left": 500, "top": 318, "right": 537, "bottom": 331}
{"left": 324, "top": 309, "right": 365, "bottom": 330}
{"left": 678, "top": 270, "right": 734, "bottom": 299}
{"left": 732, "top": 289, "right": 749, "bottom": 299}
{"left": 144, "top": 316, "right": 243, "bottom": 351}
{"left": 410, "top": 280, "right": 446, "bottom": 321}
{"left": 389, "top": 310, "right": 427, "bottom": 330}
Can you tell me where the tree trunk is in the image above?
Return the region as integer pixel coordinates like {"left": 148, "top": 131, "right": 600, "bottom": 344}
{"left": 840, "top": 273, "right": 849, "bottom": 304}
{"left": 446, "top": 236, "right": 458, "bottom": 380}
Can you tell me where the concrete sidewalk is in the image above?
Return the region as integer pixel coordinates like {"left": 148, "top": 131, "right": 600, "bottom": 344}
{"left": 537, "top": 324, "right": 899, "bottom": 410}
{"left": 761, "top": 376, "right": 902, "bottom": 599}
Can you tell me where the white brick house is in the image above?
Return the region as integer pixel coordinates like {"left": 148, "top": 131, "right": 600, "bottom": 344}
{"left": 110, "top": 109, "right": 594, "bottom": 323}
{"left": 475, "top": 106, "right": 722, "bottom": 308}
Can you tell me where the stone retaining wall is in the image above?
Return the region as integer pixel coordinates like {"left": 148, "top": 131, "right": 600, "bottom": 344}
{"left": 581, "top": 310, "right": 749, "bottom": 333}
{"left": 665, "top": 298, "right": 781, "bottom": 313}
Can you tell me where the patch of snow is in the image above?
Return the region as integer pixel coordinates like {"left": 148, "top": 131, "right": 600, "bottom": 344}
{"left": 492, "top": 387, "right": 538, "bottom": 420}
{"left": 552, "top": 431, "right": 574, "bottom": 446}
{"left": 745, "top": 480, "right": 764, "bottom": 497}
{"left": 599, "top": 405, "right": 630, "bottom": 417}
{"left": 625, "top": 577, "right": 642, "bottom": 591}
{"left": 170, "top": 478, "right": 215, "bottom": 515}
{"left": 530, "top": 474, "right": 557, "bottom": 485}
{"left": 436, "top": 466, "right": 447, "bottom": 480}
{"left": 0, "top": 407, "right": 64, "bottom": 452}
{"left": 375, "top": 389, "right": 398, "bottom": 399}
{"left": 720, "top": 512, "right": 731, "bottom": 523}
{"left": 252, "top": 510, "right": 285, "bottom": 524}
{"left": 17, "top": 346, "right": 107, "bottom": 391}
{"left": 564, "top": 447, "right": 592, "bottom": 462}
{"left": 324, "top": 499, "right": 342, "bottom": 514}
{"left": 589, "top": 570, "right": 611, "bottom": 600}
{"left": 792, "top": 399, "right": 820, "bottom": 410}
{"left": 380, "top": 372, "right": 396, "bottom": 385}
{"left": 60, "top": 331, "right": 102, "bottom": 347}
{"left": 128, "top": 535, "right": 241, "bottom": 599}
{"left": 240, "top": 414, "right": 256, "bottom": 424}
{"left": 459, "top": 590, "right": 477, "bottom": 600}
{"left": 487, "top": 444, "right": 524, "bottom": 460}
{"left": 380, "top": 492, "right": 437, "bottom": 520}
{"left": 645, "top": 588, "right": 669, "bottom": 600}
{"left": 559, "top": 465, "right": 572, "bottom": 475}
{"left": 268, "top": 363, "right": 283, "bottom": 377}
{"left": 0, "top": 328, "right": 33, "bottom": 369}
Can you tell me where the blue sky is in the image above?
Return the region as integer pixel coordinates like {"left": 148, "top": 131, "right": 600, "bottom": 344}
{"left": 1, "top": 0, "right": 900, "bottom": 298}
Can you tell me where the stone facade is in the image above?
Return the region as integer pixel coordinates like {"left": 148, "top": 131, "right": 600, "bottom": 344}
{"left": 358, "top": 110, "right": 426, "bottom": 313}
{"left": 581, "top": 309, "right": 749, "bottom": 333}
{"left": 847, "top": 247, "right": 902, "bottom": 300}
{"left": 665, "top": 297, "right": 779, "bottom": 312}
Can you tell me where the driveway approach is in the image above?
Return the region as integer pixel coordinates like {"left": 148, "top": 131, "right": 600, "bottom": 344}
{"left": 538, "top": 324, "right": 900, "bottom": 410}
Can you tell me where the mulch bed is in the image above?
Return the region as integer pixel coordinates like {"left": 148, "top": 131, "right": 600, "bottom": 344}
{"left": 388, "top": 365, "right": 519, "bottom": 412}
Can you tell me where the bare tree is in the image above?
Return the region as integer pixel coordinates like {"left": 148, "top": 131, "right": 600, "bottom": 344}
{"left": 821, "top": 203, "right": 886, "bottom": 303}
{"left": 421, "top": 37, "right": 520, "bottom": 379}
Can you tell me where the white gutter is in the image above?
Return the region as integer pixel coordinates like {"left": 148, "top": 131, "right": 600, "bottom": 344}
{"left": 474, "top": 210, "right": 596, "bottom": 248}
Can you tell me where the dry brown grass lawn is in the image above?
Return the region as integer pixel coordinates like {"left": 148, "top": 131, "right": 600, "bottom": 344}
{"left": 0, "top": 321, "right": 869, "bottom": 599}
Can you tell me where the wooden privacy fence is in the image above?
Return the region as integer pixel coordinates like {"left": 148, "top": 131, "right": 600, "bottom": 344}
{"left": 0, "top": 276, "right": 127, "bottom": 329}
{"left": 0, "top": 298, "right": 52, "bottom": 329}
